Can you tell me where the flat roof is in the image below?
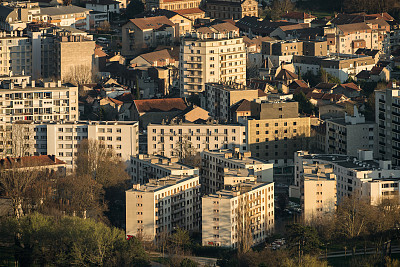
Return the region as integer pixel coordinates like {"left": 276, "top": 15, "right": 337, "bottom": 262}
{"left": 204, "top": 149, "right": 271, "bottom": 165}
{"left": 127, "top": 175, "right": 198, "bottom": 193}
{"left": 134, "top": 154, "right": 197, "bottom": 171}
{"left": 205, "top": 181, "right": 272, "bottom": 199}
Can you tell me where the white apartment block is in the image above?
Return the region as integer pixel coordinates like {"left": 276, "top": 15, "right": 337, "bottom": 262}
{"left": 375, "top": 86, "right": 400, "bottom": 166}
{"left": 0, "top": 80, "right": 78, "bottom": 123}
{"left": 300, "top": 163, "right": 337, "bottom": 221}
{"left": 204, "top": 82, "right": 261, "bottom": 122}
{"left": 179, "top": 35, "right": 246, "bottom": 97}
{"left": 201, "top": 149, "right": 274, "bottom": 194}
{"left": 126, "top": 175, "right": 201, "bottom": 242}
{"left": 0, "top": 121, "right": 139, "bottom": 168}
{"left": 128, "top": 154, "right": 199, "bottom": 184}
{"left": 202, "top": 181, "right": 274, "bottom": 248}
{"left": 292, "top": 150, "right": 400, "bottom": 205}
{"left": 325, "top": 108, "right": 376, "bottom": 157}
{"left": 147, "top": 123, "right": 247, "bottom": 158}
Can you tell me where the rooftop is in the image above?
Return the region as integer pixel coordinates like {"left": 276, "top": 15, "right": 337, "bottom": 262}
{"left": 0, "top": 155, "right": 65, "bottom": 170}
{"left": 205, "top": 182, "right": 272, "bottom": 199}
{"left": 134, "top": 154, "right": 198, "bottom": 172}
{"left": 127, "top": 175, "right": 199, "bottom": 193}
{"left": 204, "top": 149, "right": 271, "bottom": 165}
{"left": 40, "top": 5, "right": 90, "bottom": 16}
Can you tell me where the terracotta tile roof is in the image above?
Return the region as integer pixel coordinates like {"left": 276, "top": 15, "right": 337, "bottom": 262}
{"left": 315, "top": 82, "right": 337, "bottom": 90}
{"left": 196, "top": 26, "right": 215, "bottom": 34}
{"left": 289, "top": 79, "right": 309, "bottom": 89}
{"left": 281, "top": 12, "right": 316, "bottom": 20}
{"left": 279, "top": 23, "right": 310, "bottom": 32}
{"left": 174, "top": 8, "right": 204, "bottom": 15}
{"left": 370, "top": 66, "right": 384, "bottom": 75}
{"left": 0, "top": 155, "right": 65, "bottom": 169}
{"left": 258, "top": 89, "right": 268, "bottom": 97}
{"left": 138, "top": 49, "right": 175, "bottom": 65}
{"left": 275, "top": 68, "right": 298, "bottom": 80}
{"left": 294, "top": 87, "right": 319, "bottom": 95}
{"left": 211, "top": 22, "right": 239, "bottom": 33}
{"left": 115, "top": 92, "right": 135, "bottom": 102}
{"left": 340, "top": 83, "right": 362, "bottom": 92}
{"left": 337, "top": 22, "right": 371, "bottom": 33}
{"left": 134, "top": 98, "right": 187, "bottom": 113}
{"left": 129, "top": 16, "right": 174, "bottom": 31}
{"left": 235, "top": 99, "right": 251, "bottom": 112}
{"left": 107, "top": 97, "right": 124, "bottom": 105}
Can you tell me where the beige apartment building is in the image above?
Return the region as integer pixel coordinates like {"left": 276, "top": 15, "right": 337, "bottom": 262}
{"left": 202, "top": 181, "right": 274, "bottom": 248}
{"left": 204, "top": 82, "right": 263, "bottom": 122}
{"left": 205, "top": 0, "right": 258, "bottom": 20}
{"left": 126, "top": 175, "right": 201, "bottom": 242}
{"left": 128, "top": 154, "right": 199, "bottom": 184}
{"left": 292, "top": 150, "right": 400, "bottom": 205}
{"left": 300, "top": 163, "right": 337, "bottom": 222}
{"left": 147, "top": 122, "right": 247, "bottom": 157}
{"left": 325, "top": 108, "right": 376, "bottom": 157}
{"left": 180, "top": 35, "right": 246, "bottom": 97}
{"left": 246, "top": 100, "right": 311, "bottom": 165}
{"left": 201, "top": 149, "right": 274, "bottom": 194}
{"left": 0, "top": 121, "right": 139, "bottom": 168}
{"left": 145, "top": 0, "right": 205, "bottom": 20}
{"left": 0, "top": 80, "right": 78, "bottom": 123}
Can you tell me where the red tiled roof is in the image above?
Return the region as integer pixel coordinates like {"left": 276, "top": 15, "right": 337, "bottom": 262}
{"left": 258, "top": 89, "right": 268, "bottom": 97}
{"left": 115, "top": 93, "right": 135, "bottom": 102}
{"left": 282, "top": 12, "right": 316, "bottom": 20}
{"left": 134, "top": 98, "right": 187, "bottom": 113}
{"left": 107, "top": 97, "right": 124, "bottom": 105}
{"left": 0, "top": 155, "right": 65, "bottom": 169}
{"left": 340, "top": 83, "right": 362, "bottom": 92}
{"left": 174, "top": 8, "right": 204, "bottom": 15}
{"left": 275, "top": 68, "right": 298, "bottom": 80}
{"left": 289, "top": 79, "right": 309, "bottom": 89}
{"left": 129, "top": 16, "right": 174, "bottom": 31}
{"left": 235, "top": 99, "right": 251, "bottom": 112}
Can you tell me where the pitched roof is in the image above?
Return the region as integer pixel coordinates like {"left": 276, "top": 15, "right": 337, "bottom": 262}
{"left": 258, "top": 89, "right": 268, "bottom": 97}
{"left": 340, "top": 83, "right": 362, "bottom": 92}
{"left": 210, "top": 22, "right": 239, "bottom": 33}
{"left": 275, "top": 68, "right": 298, "bottom": 80}
{"left": 175, "top": 8, "right": 204, "bottom": 15}
{"left": 315, "top": 82, "right": 337, "bottom": 90}
{"left": 232, "top": 99, "right": 251, "bottom": 112}
{"left": 115, "top": 92, "right": 135, "bottom": 102}
{"left": 107, "top": 97, "right": 124, "bottom": 105}
{"left": 134, "top": 98, "right": 187, "bottom": 113}
{"left": 356, "top": 70, "right": 371, "bottom": 79}
{"left": 370, "top": 66, "right": 384, "bottom": 75}
{"left": 289, "top": 79, "right": 309, "bottom": 89}
{"left": 40, "top": 5, "right": 90, "bottom": 16}
{"left": 0, "top": 155, "right": 65, "bottom": 169}
{"left": 128, "top": 16, "right": 174, "bottom": 31}
{"left": 135, "top": 8, "right": 180, "bottom": 19}
{"left": 137, "top": 49, "right": 175, "bottom": 65}
{"left": 337, "top": 22, "right": 371, "bottom": 33}
{"left": 236, "top": 16, "right": 298, "bottom": 35}
{"left": 281, "top": 12, "right": 316, "bottom": 20}
{"left": 355, "top": 48, "right": 380, "bottom": 57}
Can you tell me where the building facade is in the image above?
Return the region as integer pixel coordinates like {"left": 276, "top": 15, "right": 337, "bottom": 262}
{"left": 180, "top": 35, "right": 246, "bottom": 97}
{"left": 205, "top": 0, "right": 258, "bottom": 20}
{"left": 128, "top": 154, "right": 199, "bottom": 184}
{"left": 201, "top": 149, "right": 274, "bottom": 194}
{"left": 202, "top": 181, "right": 274, "bottom": 248}
{"left": 126, "top": 175, "right": 201, "bottom": 242}
{"left": 147, "top": 123, "right": 247, "bottom": 157}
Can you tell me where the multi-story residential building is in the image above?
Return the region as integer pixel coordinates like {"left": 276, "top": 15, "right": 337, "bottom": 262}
{"left": 144, "top": 0, "right": 205, "bottom": 21}
{"left": 300, "top": 163, "right": 336, "bottom": 221}
{"left": 180, "top": 35, "right": 246, "bottom": 97}
{"left": 35, "top": 6, "right": 91, "bottom": 31}
{"left": 53, "top": 32, "right": 95, "bottom": 82}
{"left": 292, "top": 150, "right": 400, "bottom": 205}
{"left": 0, "top": 1, "right": 41, "bottom": 31}
{"left": 324, "top": 20, "right": 390, "bottom": 54}
{"left": 128, "top": 154, "right": 199, "bottom": 184}
{"left": 147, "top": 122, "right": 247, "bottom": 157}
{"left": 201, "top": 149, "right": 274, "bottom": 194}
{"left": 202, "top": 181, "right": 274, "bottom": 248}
{"left": 0, "top": 79, "right": 78, "bottom": 123}
{"left": 375, "top": 86, "right": 400, "bottom": 166}
{"left": 0, "top": 121, "right": 139, "bottom": 168}
{"left": 122, "top": 16, "right": 176, "bottom": 57}
{"left": 86, "top": 0, "right": 120, "bottom": 20}
{"left": 126, "top": 175, "right": 201, "bottom": 242}
{"left": 325, "top": 108, "right": 376, "bottom": 157}
{"left": 293, "top": 54, "right": 375, "bottom": 83}
{"left": 204, "top": 82, "right": 263, "bottom": 122}
{"left": 281, "top": 12, "right": 316, "bottom": 24}
{"left": 205, "top": 0, "right": 258, "bottom": 20}
{"left": 246, "top": 100, "right": 311, "bottom": 165}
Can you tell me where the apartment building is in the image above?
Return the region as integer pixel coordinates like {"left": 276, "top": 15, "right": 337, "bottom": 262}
{"left": 0, "top": 121, "right": 139, "bottom": 168}
{"left": 201, "top": 149, "right": 274, "bottom": 194}
{"left": 0, "top": 79, "right": 78, "bottom": 123}
{"left": 122, "top": 16, "right": 175, "bottom": 57}
{"left": 292, "top": 150, "right": 400, "bottom": 205}
{"left": 246, "top": 100, "right": 311, "bottom": 165}
{"left": 54, "top": 32, "right": 95, "bottom": 82}
{"left": 35, "top": 6, "right": 91, "bottom": 31}
{"left": 202, "top": 181, "right": 274, "bottom": 248}
{"left": 375, "top": 86, "right": 400, "bottom": 166}
{"left": 0, "top": 1, "right": 40, "bottom": 31}
{"left": 126, "top": 175, "right": 201, "bottom": 242}
{"left": 325, "top": 108, "right": 376, "bottom": 157}
{"left": 145, "top": 0, "right": 205, "bottom": 21}
{"left": 204, "top": 83, "right": 262, "bottom": 122}
{"left": 147, "top": 122, "right": 247, "bottom": 157}
{"left": 128, "top": 154, "right": 199, "bottom": 184}
{"left": 300, "top": 163, "right": 336, "bottom": 221}
{"left": 180, "top": 35, "right": 246, "bottom": 97}
{"left": 293, "top": 54, "right": 375, "bottom": 83}
{"left": 205, "top": 0, "right": 258, "bottom": 20}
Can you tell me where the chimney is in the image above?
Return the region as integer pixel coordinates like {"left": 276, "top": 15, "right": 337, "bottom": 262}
{"left": 57, "top": 80, "right": 61, "bottom": 87}
{"left": 22, "top": 80, "right": 27, "bottom": 88}
{"left": 10, "top": 82, "right": 14, "bottom": 89}
{"left": 31, "top": 80, "right": 35, "bottom": 88}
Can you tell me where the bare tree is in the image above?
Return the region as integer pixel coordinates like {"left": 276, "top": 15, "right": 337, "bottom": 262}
{"left": 236, "top": 191, "right": 253, "bottom": 255}
{"left": 173, "top": 136, "right": 201, "bottom": 167}
{"left": 0, "top": 123, "right": 32, "bottom": 158}
{"left": 63, "top": 64, "right": 93, "bottom": 86}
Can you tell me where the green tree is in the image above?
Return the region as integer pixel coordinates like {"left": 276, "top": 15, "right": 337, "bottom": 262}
{"left": 293, "top": 92, "right": 317, "bottom": 115}
{"left": 170, "top": 227, "right": 191, "bottom": 255}
{"left": 286, "top": 223, "right": 321, "bottom": 258}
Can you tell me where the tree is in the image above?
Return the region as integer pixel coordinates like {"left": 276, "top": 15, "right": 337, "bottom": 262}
{"left": 126, "top": 0, "right": 145, "bottom": 19}
{"left": 293, "top": 92, "right": 317, "bottom": 115}
{"left": 170, "top": 227, "right": 191, "bottom": 255}
{"left": 269, "top": 0, "right": 295, "bottom": 21}
{"left": 0, "top": 123, "right": 32, "bottom": 158}
{"left": 236, "top": 193, "right": 253, "bottom": 255}
{"left": 0, "top": 160, "right": 55, "bottom": 218}
{"left": 173, "top": 137, "right": 201, "bottom": 167}
{"left": 286, "top": 223, "right": 321, "bottom": 262}
{"left": 63, "top": 64, "right": 93, "bottom": 86}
